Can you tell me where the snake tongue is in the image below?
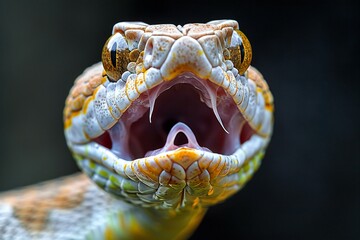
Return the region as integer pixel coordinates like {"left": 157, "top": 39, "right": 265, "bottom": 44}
{"left": 145, "top": 122, "right": 210, "bottom": 157}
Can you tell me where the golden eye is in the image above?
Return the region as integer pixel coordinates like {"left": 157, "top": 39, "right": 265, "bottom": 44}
{"left": 228, "top": 30, "right": 252, "bottom": 75}
{"left": 102, "top": 33, "right": 130, "bottom": 81}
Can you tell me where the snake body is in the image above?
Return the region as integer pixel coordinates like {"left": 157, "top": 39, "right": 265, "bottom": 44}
{"left": 0, "top": 20, "right": 274, "bottom": 239}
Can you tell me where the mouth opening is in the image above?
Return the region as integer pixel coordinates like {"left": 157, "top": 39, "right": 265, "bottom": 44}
{"left": 94, "top": 72, "right": 255, "bottom": 160}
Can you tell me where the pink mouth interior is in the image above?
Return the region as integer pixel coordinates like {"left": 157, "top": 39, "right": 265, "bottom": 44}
{"left": 94, "top": 73, "right": 254, "bottom": 160}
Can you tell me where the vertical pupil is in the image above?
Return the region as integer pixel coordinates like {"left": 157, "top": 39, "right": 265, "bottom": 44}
{"left": 111, "top": 42, "right": 117, "bottom": 67}
{"left": 240, "top": 42, "right": 245, "bottom": 64}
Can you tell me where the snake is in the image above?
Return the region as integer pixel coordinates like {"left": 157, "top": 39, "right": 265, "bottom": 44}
{"left": 0, "top": 20, "right": 274, "bottom": 240}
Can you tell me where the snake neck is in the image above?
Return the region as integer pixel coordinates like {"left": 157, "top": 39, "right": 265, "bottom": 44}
{"left": 0, "top": 174, "right": 206, "bottom": 240}
{"left": 102, "top": 203, "right": 207, "bottom": 240}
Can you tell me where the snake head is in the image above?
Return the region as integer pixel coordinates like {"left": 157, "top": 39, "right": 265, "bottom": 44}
{"left": 64, "top": 20, "right": 274, "bottom": 210}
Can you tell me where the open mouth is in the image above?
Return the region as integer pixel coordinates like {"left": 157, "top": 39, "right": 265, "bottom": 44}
{"left": 94, "top": 72, "right": 254, "bottom": 160}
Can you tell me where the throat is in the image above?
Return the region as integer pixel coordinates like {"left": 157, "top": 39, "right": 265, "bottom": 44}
{"left": 107, "top": 204, "right": 207, "bottom": 239}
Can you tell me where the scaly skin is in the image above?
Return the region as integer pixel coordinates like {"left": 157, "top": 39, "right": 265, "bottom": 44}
{"left": 0, "top": 20, "right": 274, "bottom": 239}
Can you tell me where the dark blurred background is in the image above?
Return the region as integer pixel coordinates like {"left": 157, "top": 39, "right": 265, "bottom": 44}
{"left": 0, "top": 0, "right": 358, "bottom": 239}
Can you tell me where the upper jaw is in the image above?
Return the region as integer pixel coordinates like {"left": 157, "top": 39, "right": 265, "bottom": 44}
{"left": 64, "top": 37, "right": 271, "bottom": 146}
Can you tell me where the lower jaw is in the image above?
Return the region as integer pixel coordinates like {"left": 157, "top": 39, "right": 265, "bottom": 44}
{"left": 75, "top": 139, "right": 265, "bottom": 210}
